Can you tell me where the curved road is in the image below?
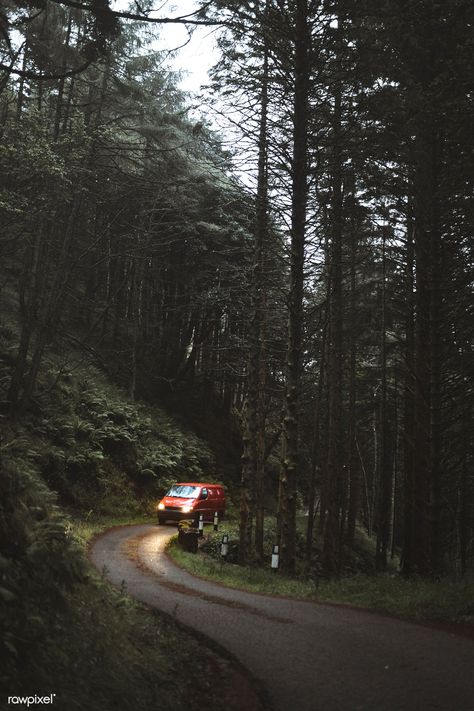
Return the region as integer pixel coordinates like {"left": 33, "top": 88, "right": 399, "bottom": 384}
{"left": 90, "top": 524, "right": 474, "bottom": 711}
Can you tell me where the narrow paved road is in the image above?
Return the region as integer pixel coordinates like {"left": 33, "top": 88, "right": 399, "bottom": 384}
{"left": 90, "top": 524, "right": 474, "bottom": 711}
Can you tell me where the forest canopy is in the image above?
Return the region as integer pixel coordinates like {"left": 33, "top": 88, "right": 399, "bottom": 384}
{"left": 1, "top": 0, "right": 473, "bottom": 581}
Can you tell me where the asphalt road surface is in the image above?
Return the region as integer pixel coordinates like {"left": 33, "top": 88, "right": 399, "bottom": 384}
{"left": 90, "top": 524, "right": 474, "bottom": 711}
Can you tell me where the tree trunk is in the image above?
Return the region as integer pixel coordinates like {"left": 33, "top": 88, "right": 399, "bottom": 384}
{"left": 401, "top": 204, "right": 415, "bottom": 576}
{"left": 346, "top": 199, "right": 360, "bottom": 547}
{"left": 53, "top": 13, "right": 73, "bottom": 141}
{"left": 236, "top": 48, "right": 266, "bottom": 556}
{"left": 375, "top": 231, "right": 392, "bottom": 571}
{"left": 322, "top": 64, "right": 344, "bottom": 577}
{"left": 239, "top": 397, "right": 255, "bottom": 564}
{"left": 412, "top": 120, "right": 441, "bottom": 576}
{"left": 279, "top": 0, "right": 309, "bottom": 574}
{"left": 305, "top": 313, "right": 327, "bottom": 561}
{"left": 253, "top": 31, "right": 269, "bottom": 561}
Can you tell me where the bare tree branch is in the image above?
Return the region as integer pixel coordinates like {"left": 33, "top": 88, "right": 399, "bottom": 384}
{"left": 46, "top": 0, "right": 226, "bottom": 26}
{"left": 0, "top": 56, "right": 96, "bottom": 81}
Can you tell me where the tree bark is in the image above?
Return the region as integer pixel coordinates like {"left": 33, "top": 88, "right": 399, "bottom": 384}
{"left": 375, "top": 231, "right": 392, "bottom": 571}
{"left": 305, "top": 313, "right": 327, "bottom": 561}
{"left": 253, "top": 30, "right": 269, "bottom": 561}
{"left": 279, "top": 0, "right": 309, "bottom": 574}
{"left": 346, "top": 196, "right": 360, "bottom": 547}
{"left": 401, "top": 203, "right": 415, "bottom": 576}
{"left": 412, "top": 119, "right": 441, "bottom": 576}
{"left": 322, "top": 62, "right": 344, "bottom": 577}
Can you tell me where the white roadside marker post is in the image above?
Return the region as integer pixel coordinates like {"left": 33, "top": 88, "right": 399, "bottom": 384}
{"left": 221, "top": 534, "right": 229, "bottom": 559}
{"left": 213, "top": 511, "right": 219, "bottom": 531}
{"left": 198, "top": 514, "right": 204, "bottom": 537}
{"left": 271, "top": 544, "right": 279, "bottom": 572}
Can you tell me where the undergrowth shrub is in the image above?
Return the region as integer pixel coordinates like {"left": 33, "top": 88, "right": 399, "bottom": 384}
{"left": 0, "top": 454, "right": 86, "bottom": 689}
{"left": 5, "top": 358, "right": 216, "bottom": 516}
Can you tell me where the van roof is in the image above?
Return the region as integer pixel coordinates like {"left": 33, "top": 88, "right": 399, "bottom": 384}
{"left": 175, "top": 482, "right": 222, "bottom": 488}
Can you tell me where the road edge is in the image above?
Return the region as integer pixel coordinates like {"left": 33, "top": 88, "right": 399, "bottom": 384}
{"left": 164, "top": 533, "right": 474, "bottom": 642}
{"left": 87, "top": 523, "right": 274, "bottom": 711}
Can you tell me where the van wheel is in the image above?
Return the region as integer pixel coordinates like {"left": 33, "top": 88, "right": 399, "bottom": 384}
{"left": 158, "top": 516, "right": 166, "bottom": 525}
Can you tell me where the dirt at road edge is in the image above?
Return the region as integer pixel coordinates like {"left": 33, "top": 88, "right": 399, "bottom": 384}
{"left": 89, "top": 525, "right": 271, "bottom": 711}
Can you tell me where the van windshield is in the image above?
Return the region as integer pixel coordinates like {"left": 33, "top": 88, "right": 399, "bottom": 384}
{"left": 166, "top": 485, "right": 200, "bottom": 499}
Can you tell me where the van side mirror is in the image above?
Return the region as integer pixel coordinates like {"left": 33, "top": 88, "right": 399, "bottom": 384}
{"left": 201, "top": 488, "right": 208, "bottom": 500}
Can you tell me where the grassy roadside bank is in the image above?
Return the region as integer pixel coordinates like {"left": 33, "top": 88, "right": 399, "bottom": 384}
{"left": 72, "top": 512, "right": 152, "bottom": 547}
{"left": 167, "top": 529, "right": 474, "bottom": 629}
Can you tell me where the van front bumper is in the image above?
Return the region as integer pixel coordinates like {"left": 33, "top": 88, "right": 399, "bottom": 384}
{"left": 158, "top": 507, "right": 196, "bottom": 522}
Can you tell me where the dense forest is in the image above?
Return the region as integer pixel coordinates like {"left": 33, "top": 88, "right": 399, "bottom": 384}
{"left": 1, "top": 0, "right": 473, "bottom": 623}
{"left": 1, "top": 0, "right": 473, "bottom": 703}
{"left": 199, "top": 0, "right": 474, "bottom": 578}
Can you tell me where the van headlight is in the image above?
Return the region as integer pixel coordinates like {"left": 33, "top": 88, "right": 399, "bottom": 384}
{"left": 181, "top": 505, "right": 192, "bottom": 513}
{"left": 158, "top": 503, "right": 165, "bottom": 510}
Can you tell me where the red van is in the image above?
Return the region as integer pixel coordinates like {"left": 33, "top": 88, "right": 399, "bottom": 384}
{"left": 157, "top": 482, "right": 226, "bottom": 525}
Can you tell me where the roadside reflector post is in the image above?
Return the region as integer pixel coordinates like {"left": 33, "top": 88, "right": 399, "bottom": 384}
{"left": 271, "top": 544, "right": 279, "bottom": 572}
{"left": 198, "top": 514, "right": 204, "bottom": 537}
{"left": 221, "top": 534, "right": 229, "bottom": 558}
{"left": 213, "top": 511, "right": 219, "bottom": 531}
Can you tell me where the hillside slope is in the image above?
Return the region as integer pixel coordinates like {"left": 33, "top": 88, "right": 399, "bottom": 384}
{"left": 0, "top": 309, "right": 241, "bottom": 710}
